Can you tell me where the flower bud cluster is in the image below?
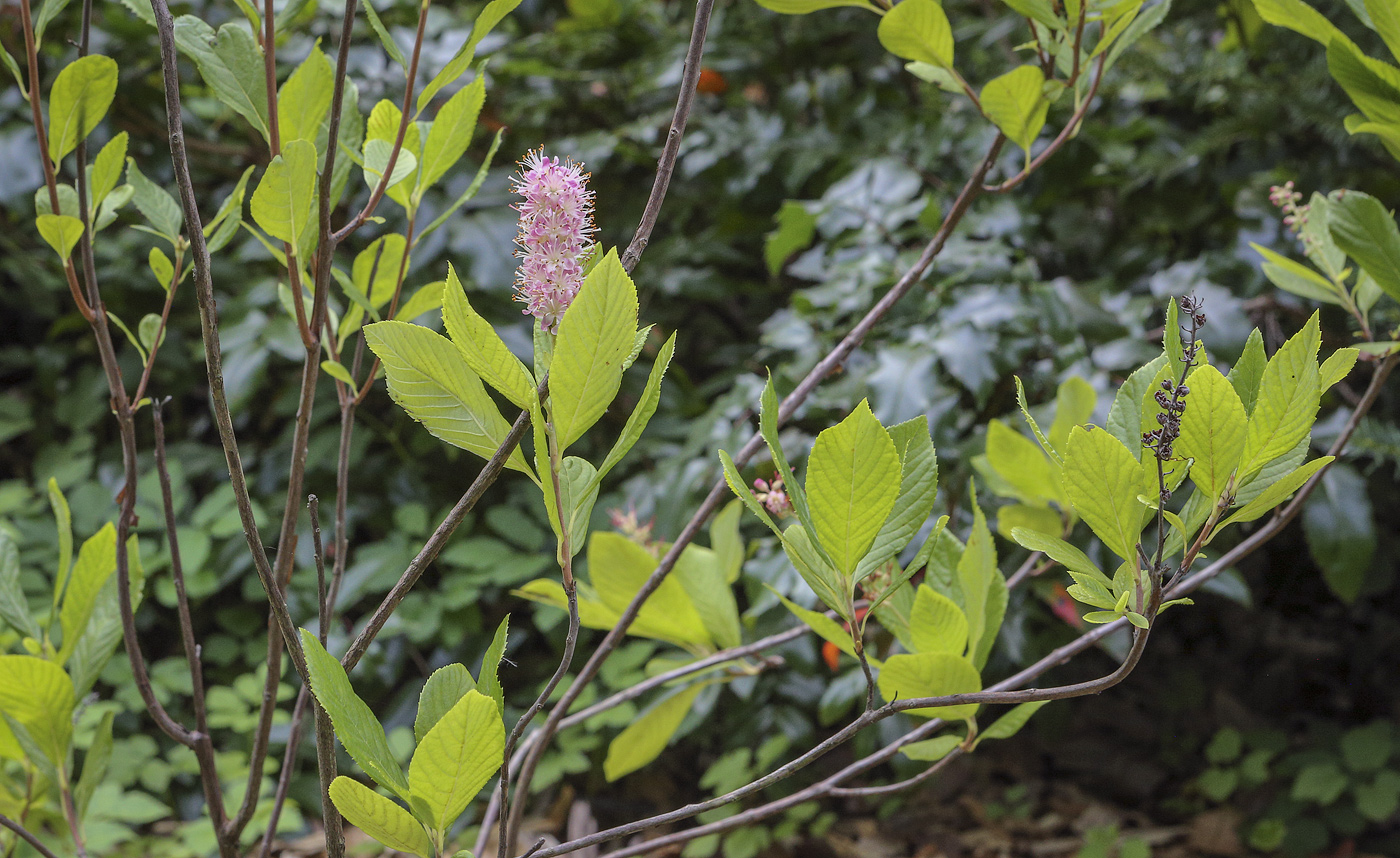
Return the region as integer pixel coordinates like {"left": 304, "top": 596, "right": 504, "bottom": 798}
{"left": 1142, "top": 295, "right": 1207, "bottom": 500}
{"left": 1269, "top": 180, "right": 1310, "bottom": 239}
{"left": 511, "top": 149, "right": 596, "bottom": 333}
{"left": 753, "top": 476, "right": 792, "bottom": 518}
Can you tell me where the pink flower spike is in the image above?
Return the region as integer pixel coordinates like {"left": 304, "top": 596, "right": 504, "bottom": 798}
{"left": 510, "top": 149, "right": 597, "bottom": 333}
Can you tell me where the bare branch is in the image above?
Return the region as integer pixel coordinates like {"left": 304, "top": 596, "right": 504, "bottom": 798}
{"left": 0, "top": 814, "right": 61, "bottom": 858}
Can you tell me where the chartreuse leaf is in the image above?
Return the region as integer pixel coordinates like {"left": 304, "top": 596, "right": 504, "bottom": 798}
{"left": 854, "top": 416, "right": 938, "bottom": 584}
{"left": 1368, "top": 0, "right": 1400, "bottom": 63}
{"left": 755, "top": 0, "right": 879, "bottom": 12}
{"left": 1164, "top": 297, "right": 1186, "bottom": 381}
{"left": 1104, "top": 0, "right": 1171, "bottom": 72}
{"left": 711, "top": 500, "right": 745, "bottom": 584}
{"left": 0, "top": 713, "right": 56, "bottom": 781}
{"left": 1229, "top": 330, "right": 1267, "bottom": 416}
{"left": 1217, "top": 457, "right": 1334, "bottom": 531}
{"left": 1048, "top": 377, "right": 1096, "bottom": 453}
{"left": 981, "top": 66, "right": 1051, "bottom": 156}
{"left": 1177, "top": 365, "right": 1248, "bottom": 503}
{"left": 278, "top": 49, "right": 334, "bottom": 146}
{"left": 1329, "top": 192, "right": 1400, "bottom": 305}
{"left": 1251, "top": 243, "right": 1345, "bottom": 304}
{"left": 1004, "top": 0, "right": 1061, "bottom": 29}
{"left": 442, "top": 265, "right": 535, "bottom": 410}
{"left": 49, "top": 478, "right": 73, "bottom": 608}
{"left": 769, "top": 586, "right": 859, "bottom": 661}
{"left": 361, "top": 0, "right": 407, "bottom": 68}
{"left": 806, "top": 400, "right": 901, "bottom": 577}
{"left": 251, "top": 139, "right": 318, "bottom": 258}
{"left": 603, "top": 684, "right": 705, "bottom": 781}
{"left": 674, "top": 544, "right": 742, "bottom": 650}
{"left": 58, "top": 523, "right": 118, "bottom": 663}
{"left": 419, "top": 75, "right": 485, "bottom": 191}
{"left": 36, "top": 214, "right": 84, "bottom": 260}
{"left": 557, "top": 457, "right": 599, "bottom": 557}
{"left": 996, "top": 504, "right": 1060, "bottom": 539}
{"left": 878, "top": 0, "right": 954, "bottom": 68}
{"left": 0, "top": 531, "right": 38, "bottom": 640}
{"left": 74, "top": 709, "right": 113, "bottom": 820}
{"left": 89, "top": 132, "right": 128, "bottom": 211}
{"left": 470, "top": 616, "right": 510, "bottom": 719}
{"left": 1237, "top": 313, "right": 1321, "bottom": 482}
{"left": 1106, "top": 355, "right": 1168, "bottom": 453}
{"left": 69, "top": 536, "right": 143, "bottom": 699}
{"left": 416, "top": 0, "right": 523, "bottom": 114}
{"left": 171, "top": 18, "right": 270, "bottom": 141}
{"left": 300, "top": 630, "right": 411, "bottom": 799}
{"left": 958, "top": 497, "right": 1005, "bottom": 670}
{"left": 591, "top": 533, "right": 711, "bottom": 649}
{"left": 364, "top": 321, "right": 532, "bottom": 476}
{"left": 587, "top": 332, "right": 677, "bottom": 492}
{"left": 986, "top": 419, "right": 1058, "bottom": 505}
{"left": 878, "top": 652, "right": 981, "bottom": 721}
{"left": 977, "top": 700, "right": 1049, "bottom": 744}
{"left": 1320, "top": 348, "right": 1360, "bottom": 391}
{"left": 1009, "top": 527, "right": 1108, "bottom": 584}
{"left": 0, "top": 655, "right": 75, "bottom": 768}
{"left": 781, "top": 524, "right": 851, "bottom": 622}
{"left": 126, "top": 158, "right": 184, "bottom": 240}
{"left": 765, "top": 201, "right": 817, "bottom": 274}
{"left": 902, "top": 733, "right": 963, "bottom": 762}
{"left": 414, "top": 664, "right": 475, "bottom": 744}
{"left": 1063, "top": 426, "right": 1146, "bottom": 560}
{"left": 1250, "top": 0, "right": 1354, "bottom": 48}
{"left": 47, "top": 56, "right": 118, "bottom": 165}
{"left": 759, "top": 376, "right": 817, "bottom": 533}
{"left": 328, "top": 777, "right": 432, "bottom": 858}
{"left": 551, "top": 249, "right": 639, "bottom": 450}
{"left": 909, "top": 585, "right": 968, "bottom": 655}
{"left": 395, "top": 280, "right": 446, "bottom": 322}
{"left": 408, "top": 689, "right": 503, "bottom": 833}
{"left": 1015, "top": 376, "right": 1062, "bottom": 464}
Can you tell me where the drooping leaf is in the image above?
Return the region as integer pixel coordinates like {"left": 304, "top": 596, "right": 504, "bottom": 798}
{"left": 36, "top": 214, "right": 84, "bottom": 260}
{"left": 980, "top": 65, "right": 1051, "bottom": 154}
{"left": 1252, "top": 243, "right": 1345, "bottom": 305}
{"left": 674, "top": 544, "right": 742, "bottom": 650}
{"left": 770, "top": 587, "right": 858, "bottom": 661}
{"left": 1009, "top": 527, "right": 1108, "bottom": 584}
{"left": 901, "top": 733, "right": 963, "bottom": 762}
{"left": 328, "top": 777, "right": 432, "bottom": 858}
{"left": 603, "top": 684, "right": 705, "bottom": 781}
{"left": 877, "top": 652, "right": 981, "bottom": 721}
{"left": 300, "top": 630, "right": 411, "bottom": 798}
{"left": 171, "top": 18, "right": 270, "bottom": 140}
{"left": 590, "top": 533, "right": 711, "bottom": 648}
{"left": 408, "top": 689, "right": 503, "bottom": 833}
{"left": 47, "top": 55, "right": 118, "bottom": 165}
{"left": 978, "top": 700, "right": 1049, "bottom": 742}
{"left": 806, "top": 400, "right": 902, "bottom": 576}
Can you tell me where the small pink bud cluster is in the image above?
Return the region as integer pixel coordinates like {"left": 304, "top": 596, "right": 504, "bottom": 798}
{"left": 1269, "top": 181, "right": 1309, "bottom": 234}
{"left": 511, "top": 149, "right": 596, "bottom": 333}
{"left": 753, "top": 476, "right": 792, "bottom": 518}
{"left": 608, "top": 505, "right": 657, "bottom": 555}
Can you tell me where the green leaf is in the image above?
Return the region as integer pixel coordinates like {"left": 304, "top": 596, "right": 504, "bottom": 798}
{"left": 74, "top": 710, "right": 114, "bottom": 820}
{"left": 550, "top": 249, "right": 639, "bottom": 450}
{"left": 1048, "top": 376, "right": 1096, "bottom": 453}
{"left": 476, "top": 615, "right": 510, "bottom": 716}
{"left": 877, "top": 652, "right": 981, "bottom": 721}
{"left": 408, "top": 689, "right": 503, "bottom": 832}
{"left": 1237, "top": 313, "right": 1321, "bottom": 482}
{"left": 759, "top": 376, "right": 822, "bottom": 549}
{"left": 1229, "top": 329, "right": 1267, "bottom": 416}
{"left": 321, "top": 360, "right": 356, "bottom": 386}
{"left": 1329, "top": 190, "right": 1400, "bottom": 304}
{"left": 591, "top": 533, "right": 711, "bottom": 648}
{"left": 877, "top": 0, "right": 954, "bottom": 68}
{"left": 1009, "top": 527, "right": 1108, "bottom": 584}
{"left": 674, "top": 544, "right": 741, "bottom": 650}
{"left": 442, "top": 264, "right": 535, "bottom": 410}
{"left": 1320, "top": 348, "right": 1360, "bottom": 391}
{"left": 754, "top": 0, "right": 879, "bottom": 12}
{"left": 1106, "top": 355, "right": 1168, "bottom": 452}
{"left": 587, "top": 332, "right": 677, "bottom": 489}
{"left": 556, "top": 456, "right": 599, "bottom": 555}
{"left": 252, "top": 139, "right": 318, "bottom": 257}
{"left": 0, "top": 655, "right": 75, "bottom": 767}
{"left": 909, "top": 585, "right": 968, "bottom": 655}
{"left": 764, "top": 201, "right": 817, "bottom": 275}
{"left": 36, "top": 214, "right": 84, "bottom": 260}
{"left": 1178, "top": 365, "right": 1248, "bottom": 502}
{"left": 1062, "top": 426, "right": 1146, "bottom": 561}
{"left": 416, "top": 0, "right": 523, "bottom": 115}
{"left": 362, "top": 0, "right": 408, "bottom": 68}
{"left": 89, "top": 132, "right": 128, "bottom": 211}
{"left": 1292, "top": 762, "right": 1348, "bottom": 804}
{"left": 853, "top": 415, "right": 939, "bottom": 584}
{"left": 279, "top": 49, "right": 335, "bottom": 146}
{"left": 47, "top": 56, "right": 118, "bottom": 165}
{"left": 1303, "top": 464, "right": 1375, "bottom": 603}
{"left": 57, "top": 523, "right": 117, "bottom": 663}
{"left": 1367, "top": 0, "right": 1400, "bottom": 64}
{"left": 980, "top": 65, "right": 1050, "bottom": 154}
{"left": 300, "top": 629, "right": 411, "bottom": 798}
{"left": 985, "top": 419, "right": 1058, "bottom": 505}
{"left": 419, "top": 75, "right": 485, "bottom": 191}
{"left": 996, "top": 504, "right": 1060, "bottom": 539}
{"left": 1002, "top": 0, "right": 1062, "bottom": 29}
{"left": 171, "top": 18, "right": 270, "bottom": 140}
{"left": 138, "top": 313, "right": 165, "bottom": 353}
{"left": 902, "top": 733, "right": 963, "bottom": 762}
{"left": 49, "top": 477, "right": 72, "bottom": 606}
{"left": 1251, "top": 0, "right": 1355, "bottom": 48}
{"left": 126, "top": 159, "right": 184, "bottom": 240}
{"left": 418, "top": 128, "right": 504, "bottom": 241}
{"left": 603, "top": 684, "right": 705, "bottom": 781}
{"left": 1104, "top": 0, "right": 1171, "bottom": 72}
{"left": 149, "top": 247, "right": 174, "bottom": 291}
{"left": 1355, "top": 771, "right": 1400, "bottom": 822}
{"left": 1218, "top": 456, "right": 1334, "bottom": 530}
{"left": 711, "top": 500, "right": 745, "bottom": 584}
{"left": 958, "top": 498, "right": 1005, "bottom": 670}
{"left": 1252, "top": 243, "right": 1345, "bottom": 304}
{"left": 769, "top": 587, "right": 858, "bottom": 661}
{"left": 979, "top": 700, "right": 1048, "bottom": 742}
{"left": 364, "top": 321, "right": 531, "bottom": 474}
{"left": 0, "top": 531, "right": 38, "bottom": 640}
{"left": 328, "top": 777, "right": 432, "bottom": 858}
{"left": 415, "top": 665, "right": 476, "bottom": 744}
{"left": 806, "top": 400, "right": 902, "bottom": 576}
{"left": 68, "top": 537, "right": 143, "bottom": 698}
{"left": 395, "top": 280, "right": 446, "bottom": 322}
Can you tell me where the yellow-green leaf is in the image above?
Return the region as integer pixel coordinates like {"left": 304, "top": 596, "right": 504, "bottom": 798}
{"left": 877, "top": 0, "right": 954, "bottom": 68}
{"left": 408, "top": 689, "right": 503, "bottom": 833}
{"left": 47, "top": 55, "right": 118, "bottom": 165}
{"left": 603, "top": 684, "right": 704, "bottom": 781}
{"left": 0, "top": 655, "right": 74, "bottom": 767}
{"left": 57, "top": 523, "right": 118, "bottom": 663}
{"left": 36, "top": 214, "right": 85, "bottom": 260}
{"left": 877, "top": 652, "right": 981, "bottom": 721}
{"left": 419, "top": 75, "right": 485, "bottom": 190}
{"left": 1237, "top": 313, "right": 1321, "bottom": 481}
{"left": 442, "top": 264, "right": 535, "bottom": 410}
{"left": 278, "top": 49, "right": 335, "bottom": 146}
{"left": 551, "top": 249, "right": 639, "bottom": 450}
{"left": 328, "top": 777, "right": 432, "bottom": 858}
{"left": 251, "top": 139, "right": 318, "bottom": 256}
{"left": 980, "top": 65, "right": 1050, "bottom": 153}
{"left": 1177, "top": 365, "right": 1248, "bottom": 503}
{"left": 1062, "top": 425, "right": 1146, "bottom": 561}
{"left": 909, "top": 585, "right": 968, "bottom": 655}
{"left": 806, "top": 399, "right": 901, "bottom": 576}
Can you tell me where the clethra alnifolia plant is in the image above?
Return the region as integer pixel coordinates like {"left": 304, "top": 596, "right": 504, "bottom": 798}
{"left": 3, "top": 0, "right": 1399, "bottom": 856}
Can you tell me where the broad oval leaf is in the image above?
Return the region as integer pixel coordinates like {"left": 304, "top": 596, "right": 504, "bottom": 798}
{"left": 878, "top": 0, "right": 954, "bottom": 68}
{"left": 408, "top": 689, "right": 504, "bottom": 833}
{"left": 805, "top": 399, "right": 901, "bottom": 577}
{"left": 47, "top": 55, "right": 118, "bottom": 165}
{"left": 36, "top": 214, "right": 85, "bottom": 260}
{"left": 1177, "top": 365, "right": 1248, "bottom": 503}
{"left": 603, "top": 684, "right": 705, "bottom": 781}
{"left": 0, "top": 655, "right": 75, "bottom": 767}
{"left": 414, "top": 664, "right": 476, "bottom": 744}
{"left": 1062, "top": 425, "right": 1146, "bottom": 561}
{"left": 420, "top": 75, "right": 485, "bottom": 190}
{"left": 442, "top": 264, "right": 535, "bottom": 410}
{"left": 980, "top": 65, "right": 1050, "bottom": 154}
{"left": 551, "top": 249, "right": 639, "bottom": 450}
{"left": 877, "top": 652, "right": 981, "bottom": 721}
{"left": 1236, "top": 313, "right": 1321, "bottom": 482}
{"left": 328, "top": 777, "right": 433, "bottom": 858}
{"left": 909, "top": 585, "right": 968, "bottom": 655}
{"left": 251, "top": 139, "right": 318, "bottom": 256}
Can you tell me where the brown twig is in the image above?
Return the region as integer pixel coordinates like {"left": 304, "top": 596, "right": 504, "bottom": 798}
{"left": 0, "top": 814, "right": 60, "bottom": 858}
